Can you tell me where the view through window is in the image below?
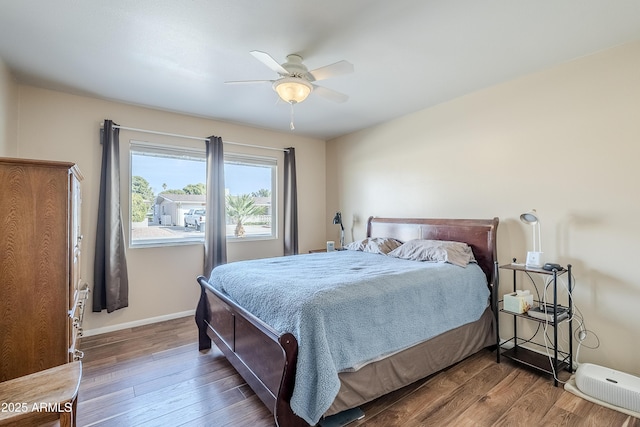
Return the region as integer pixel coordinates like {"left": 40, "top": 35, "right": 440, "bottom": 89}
{"left": 130, "top": 141, "right": 276, "bottom": 246}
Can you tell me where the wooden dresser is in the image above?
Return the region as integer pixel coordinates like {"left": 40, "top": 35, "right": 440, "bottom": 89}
{"left": 0, "top": 157, "right": 87, "bottom": 382}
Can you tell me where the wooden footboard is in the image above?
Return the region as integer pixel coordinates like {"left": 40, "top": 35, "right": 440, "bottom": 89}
{"left": 196, "top": 276, "right": 307, "bottom": 427}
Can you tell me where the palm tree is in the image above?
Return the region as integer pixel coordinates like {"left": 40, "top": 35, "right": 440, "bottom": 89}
{"left": 226, "top": 194, "right": 262, "bottom": 237}
{"left": 251, "top": 188, "right": 271, "bottom": 197}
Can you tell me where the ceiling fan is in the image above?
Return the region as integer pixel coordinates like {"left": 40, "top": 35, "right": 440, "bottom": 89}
{"left": 226, "top": 50, "right": 354, "bottom": 105}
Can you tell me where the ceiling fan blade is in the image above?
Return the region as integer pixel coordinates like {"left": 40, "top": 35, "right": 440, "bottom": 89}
{"left": 308, "top": 60, "right": 354, "bottom": 82}
{"left": 224, "top": 79, "right": 274, "bottom": 85}
{"left": 250, "top": 50, "right": 289, "bottom": 75}
{"left": 312, "top": 85, "right": 349, "bottom": 103}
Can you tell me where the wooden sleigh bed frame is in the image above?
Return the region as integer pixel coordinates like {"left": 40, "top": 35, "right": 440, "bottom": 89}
{"left": 195, "top": 217, "right": 499, "bottom": 426}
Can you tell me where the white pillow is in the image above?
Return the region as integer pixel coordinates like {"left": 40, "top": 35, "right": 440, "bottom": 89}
{"left": 387, "top": 239, "right": 476, "bottom": 267}
{"left": 344, "top": 237, "right": 403, "bottom": 255}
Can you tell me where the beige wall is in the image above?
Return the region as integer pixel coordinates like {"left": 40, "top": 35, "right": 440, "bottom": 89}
{"left": 8, "top": 41, "right": 639, "bottom": 374}
{"left": 15, "top": 86, "right": 326, "bottom": 334}
{"left": 0, "top": 58, "right": 18, "bottom": 157}
{"left": 327, "top": 41, "right": 640, "bottom": 375}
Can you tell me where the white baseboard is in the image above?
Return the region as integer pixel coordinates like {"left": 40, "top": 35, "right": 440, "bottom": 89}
{"left": 83, "top": 309, "right": 195, "bottom": 337}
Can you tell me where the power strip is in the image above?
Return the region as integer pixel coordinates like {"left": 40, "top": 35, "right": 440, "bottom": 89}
{"left": 527, "top": 305, "right": 569, "bottom": 322}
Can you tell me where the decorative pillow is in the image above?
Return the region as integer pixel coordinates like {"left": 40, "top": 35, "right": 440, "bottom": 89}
{"left": 344, "top": 237, "right": 403, "bottom": 255}
{"left": 387, "top": 239, "right": 476, "bottom": 267}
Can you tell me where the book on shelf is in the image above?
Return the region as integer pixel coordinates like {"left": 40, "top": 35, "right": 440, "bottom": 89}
{"left": 526, "top": 304, "right": 569, "bottom": 322}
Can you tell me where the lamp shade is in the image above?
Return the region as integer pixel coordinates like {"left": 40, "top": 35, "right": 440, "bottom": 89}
{"left": 273, "top": 77, "right": 312, "bottom": 104}
{"left": 520, "top": 210, "right": 539, "bottom": 225}
{"left": 332, "top": 212, "right": 343, "bottom": 227}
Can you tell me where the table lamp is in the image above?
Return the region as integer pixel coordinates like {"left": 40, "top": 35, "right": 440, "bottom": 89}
{"left": 332, "top": 211, "right": 344, "bottom": 248}
{"left": 520, "top": 209, "right": 543, "bottom": 268}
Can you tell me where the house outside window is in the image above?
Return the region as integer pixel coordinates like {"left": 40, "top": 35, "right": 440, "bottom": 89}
{"left": 129, "top": 141, "right": 277, "bottom": 247}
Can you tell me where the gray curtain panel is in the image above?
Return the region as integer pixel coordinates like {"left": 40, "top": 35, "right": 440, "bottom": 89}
{"left": 93, "top": 119, "right": 129, "bottom": 312}
{"left": 203, "top": 135, "right": 227, "bottom": 274}
{"left": 283, "top": 147, "right": 299, "bottom": 255}
{"left": 197, "top": 135, "right": 227, "bottom": 350}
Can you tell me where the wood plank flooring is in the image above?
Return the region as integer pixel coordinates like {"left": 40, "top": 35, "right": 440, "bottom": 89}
{"left": 74, "top": 316, "right": 639, "bottom": 427}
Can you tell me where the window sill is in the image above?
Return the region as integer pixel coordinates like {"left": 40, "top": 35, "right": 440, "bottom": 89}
{"left": 129, "top": 238, "right": 204, "bottom": 249}
{"left": 129, "top": 235, "right": 277, "bottom": 248}
{"left": 227, "top": 235, "right": 276, "bottom": 243}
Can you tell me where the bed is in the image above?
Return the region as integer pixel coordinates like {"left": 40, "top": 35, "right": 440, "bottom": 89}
{"left": 195, "top": 216, "right": 499, "bottom": 426}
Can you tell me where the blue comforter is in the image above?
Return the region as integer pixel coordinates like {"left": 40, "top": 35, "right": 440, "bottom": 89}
{"left": 208, "top": 250, "right": 489, "bottom": 425}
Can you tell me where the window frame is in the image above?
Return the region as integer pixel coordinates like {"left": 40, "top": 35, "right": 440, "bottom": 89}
{"left": 128, "top": 141, "right": 278, "bottom": 248}
{"left": 129, "top": 141, "right": 207, "bottom": 248}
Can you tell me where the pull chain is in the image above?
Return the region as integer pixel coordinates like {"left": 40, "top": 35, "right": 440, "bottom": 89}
{"left": 289, "top": 101, "right": 295, "bottom": 131}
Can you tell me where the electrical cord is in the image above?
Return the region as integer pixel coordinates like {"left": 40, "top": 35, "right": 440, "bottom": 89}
{"left": 508, "top": 267, "right": 600, "bottom": 384}
{"left": 541, "top": 274, "right": 573, "bottom": 383}
{"left": 557, "top": 272, "right": 600, "bottom": 354}
{"left": 537, "top": 271, "right": 600, "bottom": 383}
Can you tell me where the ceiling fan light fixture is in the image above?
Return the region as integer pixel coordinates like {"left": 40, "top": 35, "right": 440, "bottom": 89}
{"left": 273, "top": 77, "right": 312, "bottom": 104}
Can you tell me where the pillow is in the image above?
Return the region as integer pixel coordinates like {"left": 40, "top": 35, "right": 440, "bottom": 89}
{"left": 344, "top": 237, "right": 403, "bottom": 255}
{"left": 387, "top": 239, "right": 476, "bottom": 267}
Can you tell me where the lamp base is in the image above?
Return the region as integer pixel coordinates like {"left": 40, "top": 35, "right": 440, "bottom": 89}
{"left": 525, "top": 251, "right": 543, "bottom": 268}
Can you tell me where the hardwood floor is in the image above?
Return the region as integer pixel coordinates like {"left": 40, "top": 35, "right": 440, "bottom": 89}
{"left": 75, "top": 316, "right": 638, "bottom": 427}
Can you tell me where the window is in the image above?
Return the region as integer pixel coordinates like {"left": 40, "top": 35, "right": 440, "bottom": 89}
{"left": 224, "top": 153, "right": 277, "bottom": 240}
{"left": 129, "top": 141, "right": 277, "bottom": 247}
{"left": 130, "top": 141, "right": 207, "bottom": 247}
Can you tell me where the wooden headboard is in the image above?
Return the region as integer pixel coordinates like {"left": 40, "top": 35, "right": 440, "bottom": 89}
{"left": 367, "top": 216, "right": 499, "bottom": 284}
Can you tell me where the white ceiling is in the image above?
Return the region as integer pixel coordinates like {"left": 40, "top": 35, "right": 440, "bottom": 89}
{"left": 2, "top": 0, "right": 640, "bottom": 140}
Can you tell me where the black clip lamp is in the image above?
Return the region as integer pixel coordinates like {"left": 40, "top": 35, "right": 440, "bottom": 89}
{"left": 332, "top": 211, "right": 344, "bottom": 248}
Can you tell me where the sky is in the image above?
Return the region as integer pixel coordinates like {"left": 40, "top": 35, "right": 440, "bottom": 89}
{"left": 132, "top": 154, "right": 271, "bottom": 196}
